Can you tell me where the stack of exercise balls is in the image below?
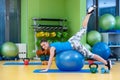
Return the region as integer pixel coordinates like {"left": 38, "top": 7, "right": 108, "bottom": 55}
{"left": 85, "top": 13, "right": 120, "bottom": 60}
{"left": 86, "top": 32, "right": 111, "bottom": 60}
{"left": 85, "top": 14, "right": 114, "bottom": 60}
{"left": 86, "top": 30, "right": 111, "bottom": 60}
{"left": 1, "top": 42, "right": 18, "bottom": 58}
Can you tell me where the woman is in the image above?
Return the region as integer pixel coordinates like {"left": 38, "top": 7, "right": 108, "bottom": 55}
{"left": 40, "top": 5, "right": 112, "bottom": 72}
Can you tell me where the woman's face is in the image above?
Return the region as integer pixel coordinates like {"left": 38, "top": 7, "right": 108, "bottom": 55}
{"left": 40, "top": 42, "right": 49, "bottom": 50}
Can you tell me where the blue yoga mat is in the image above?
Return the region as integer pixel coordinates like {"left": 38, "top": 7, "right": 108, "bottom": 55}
{"left": 85, "top": 61, "right": 115, "bottom": 65}
{"left": 3, "top": 62, "right": 42, "bottom": 65}
{"left": 3, "top": 61, "right": 115, "bottom": 65}
{"left": 33, "top": 69, "right": 91, "bottom": 73}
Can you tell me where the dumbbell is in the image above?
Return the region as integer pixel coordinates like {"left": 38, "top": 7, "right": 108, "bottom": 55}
{"left": 23, "top": 58, "right": 30, "bottom": 65}
{"left": 101, "top": 67, "right": 110, "bottom": 74}
{"left": 89, "top": 63, "right": 98, "bottom": 73}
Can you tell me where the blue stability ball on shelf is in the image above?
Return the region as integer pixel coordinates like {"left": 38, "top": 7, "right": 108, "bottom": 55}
{"left": 56, "top": 50, "right": 85, "bottom": 71}
{"left": 92, "top": 42, "right": 111, "bottom": 60}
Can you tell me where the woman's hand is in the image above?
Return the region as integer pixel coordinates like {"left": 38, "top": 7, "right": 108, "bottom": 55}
{"left": 40, "top": 69, "right": 49, "bottom": 72}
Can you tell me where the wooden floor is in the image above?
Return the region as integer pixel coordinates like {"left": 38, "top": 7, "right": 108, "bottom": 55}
{"left": 0, "top": 60, "right": 120, "bottom": 80}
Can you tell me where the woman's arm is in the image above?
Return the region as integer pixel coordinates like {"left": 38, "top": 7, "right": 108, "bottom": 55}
{"left": 41, "top": 47, "right": 55, "bottom": 72}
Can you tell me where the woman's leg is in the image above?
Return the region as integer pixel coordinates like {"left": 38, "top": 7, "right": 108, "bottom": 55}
{"left": 92, "top": 54, "right": 112, "bottom": 70}
{"left": 82, "top": 14, "right": 92, "bottom": 28}
{"left": 82, "top": 5, "right": 96, "bottom": 28}
{"left": 72, "top": 41, "right": 112, "bottom": 70}
{"left": 68, "top": 5, "right": 96, "bottom": 42}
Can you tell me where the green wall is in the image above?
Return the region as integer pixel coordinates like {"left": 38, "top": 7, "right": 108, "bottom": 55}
{"left": 65, "top": 0, "right": 81, "bottom": 36}
{"left": 65, "top": 0, "right": 86, "bottom": 43}
{"left": 21, "top": 0, "right": 86, "bottom": 58}
{"left": 80, "top": 0, "right": 86, "bottom": 44}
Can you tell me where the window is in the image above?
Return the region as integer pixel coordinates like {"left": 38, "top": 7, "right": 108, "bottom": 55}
{"left": 86, "top": 0, "right": 120, "bottom": 32}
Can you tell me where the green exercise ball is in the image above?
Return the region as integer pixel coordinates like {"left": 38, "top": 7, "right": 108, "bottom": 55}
{"left": 99, "top": 14, "right": 116, "bottom": 30}
{"left": 1, "top": 42, "right": 18, "bottom": 58}
{"left": 84, "top": 43, "right": 91, "bottom": 51}
{"left": 115, "top": 16, "right": 120, "bottom": 30}
{"left": 87, "top": 30, "right": 101, "bottom": 46}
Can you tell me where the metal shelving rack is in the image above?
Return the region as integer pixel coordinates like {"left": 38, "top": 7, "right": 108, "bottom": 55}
{"left": 32, "top": 18, "right": 67, "bottom": 59}
{"left": 101, "top": 32, "right": 120, "bottom": 61}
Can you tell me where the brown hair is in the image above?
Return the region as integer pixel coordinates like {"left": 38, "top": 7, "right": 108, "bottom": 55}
{"left": 40, "top": 38, "right": 48, "bottom": 43}
{"left": 40, "top": 38, "right": 48, "bottom": 51}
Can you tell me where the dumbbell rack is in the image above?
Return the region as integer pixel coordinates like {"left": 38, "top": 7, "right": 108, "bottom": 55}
{"left": 32, "top": 18, "right": 67, "bottom": 59}
{"left": 32, "top": 18, "right": 67, "bottom": 31}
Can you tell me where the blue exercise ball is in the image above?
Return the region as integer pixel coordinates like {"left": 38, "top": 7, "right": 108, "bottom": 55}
{"left": 92, "top": 42, "right": 111, "bottom": 60}
{"left": 56, "top": 50, "right": 84, "bottom": 71}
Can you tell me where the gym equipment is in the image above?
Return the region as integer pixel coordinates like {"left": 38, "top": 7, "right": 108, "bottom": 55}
{"left": 92, "top": 42, "right": 111, "bottom": 60}
{"left": 57, "top": 32, "right": 62, "bottom": 38}
{"left": 39, "top": 32, "right": 44, "bottom": 37}
{"left": 101, "top": 67, "right": 109, "bottom": 74}
{"left": 56, "top": 50, "right": 84, "bottom": 71}
{"left": 115, "top": 16, "right": 120, "bottom": 30}
{"left": 4, "top": 62, "right": 42, "bottom": 65}
{"left": 99, "top": 14, "right": 116, "bottom": 30}
{"left": 44, "top": 32, "right": 50, "bottom": 37}
{"left": 62, "top": 32, "right": 68, "bottom": 38}
{"left": 36, "top": 33, "right": 39, "bottom": 38}
{"left": 33, "top": 69, "right": 91, "bottom": 73}
{"left": 48, "top": 40, "right": 52, "bottom": 43}
{"left": 89, "top": 63, "right": 98, "bottom": 73}
{"left": 23, "top": 58, "right": 30, "bottom": 65}
{"left": 87, "top": 30, "right": 101, "bottom": 46}
{"left": 1, "top": 42, "right": 18, "bottom": 58}
{"left": 50, "top": 32, "right": 56, "bottom": 37}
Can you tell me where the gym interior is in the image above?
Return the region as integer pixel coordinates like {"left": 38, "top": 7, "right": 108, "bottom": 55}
{"left": 0, "top": 0, "right": 120, "bottom": 80}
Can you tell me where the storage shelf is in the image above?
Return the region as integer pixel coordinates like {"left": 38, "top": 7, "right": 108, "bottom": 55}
{"left": 101, "top": 32, "right": 120, "bottom": 60}
{"left": 32, "top": 18, "right": 68, "bottom": 60}
{"left": 32, "top": 24, "right": 64, "bottom": 27}
{"left": 109, "top": 45, "right": 120, "bottom": 47}
{"left": 32, "top": 18, "right": 67, "bottom": 21}
{"left": 33, "top": 26, "right": 67, "bottom": 32}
